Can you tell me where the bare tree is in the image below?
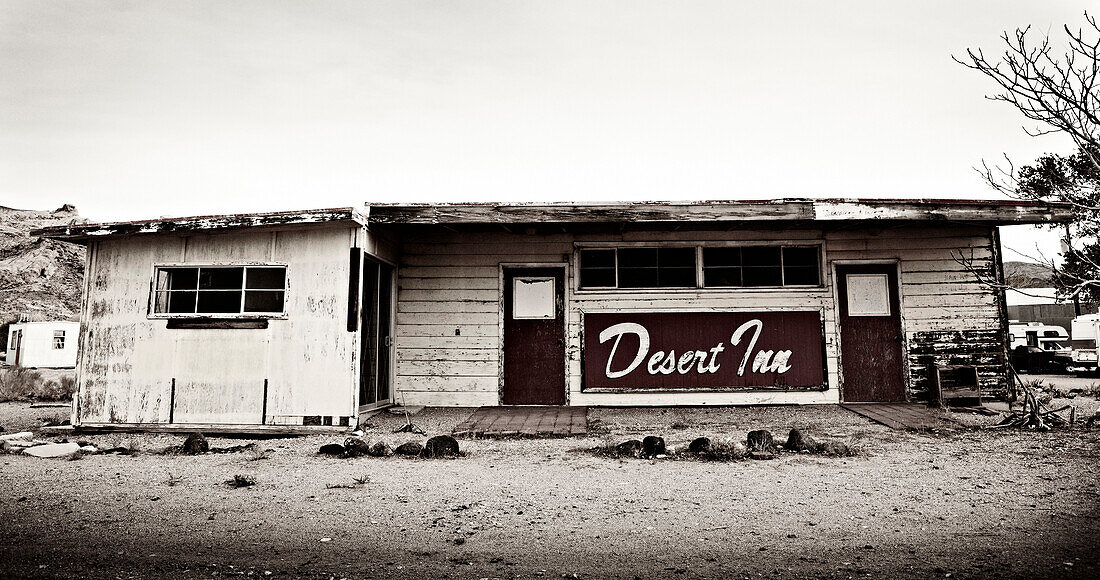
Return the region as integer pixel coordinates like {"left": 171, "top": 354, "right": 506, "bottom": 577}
{"left": 955, "top": 12, "right": 1100, "bottom": 302}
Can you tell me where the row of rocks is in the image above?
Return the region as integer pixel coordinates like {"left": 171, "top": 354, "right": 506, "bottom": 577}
{"left": 319, "top": 434, "right": 460, "bottom": 459}
{"left": 609, "top": 428, "right": 836, "bottom": 461}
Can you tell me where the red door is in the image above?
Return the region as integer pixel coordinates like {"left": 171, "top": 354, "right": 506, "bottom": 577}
{"left": 837, "top": 264, "right": 906, "bottom": 402}
{"left": 503, "top": 267, "right": 566, "bottom": 405}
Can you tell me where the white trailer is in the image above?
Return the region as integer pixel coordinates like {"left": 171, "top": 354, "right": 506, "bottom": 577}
{"left": 5, "top": 321, "right": 80, "bottom": 368}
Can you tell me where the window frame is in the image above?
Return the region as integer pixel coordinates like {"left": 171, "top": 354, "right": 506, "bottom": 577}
{"left": 53, "top": 330, "right": 65, "bottom": 350}
{"left": 148, "top": 262, "right": 290, "bottom": 319}
{"left": 575, "top": 241, "right": 825, "bottom": 292}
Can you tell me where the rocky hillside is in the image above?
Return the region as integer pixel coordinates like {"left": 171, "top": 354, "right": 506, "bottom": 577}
{"left": 1003, "top": 260, "right": 1054, "bottom": 288}
{"left": 0, "top": 205, "right": 87, "bottom": 345}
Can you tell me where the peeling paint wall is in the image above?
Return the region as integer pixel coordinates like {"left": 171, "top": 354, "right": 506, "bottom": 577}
{"left": 393, "top": 224, "right": 1006, "bottom": 406}
{"left": 75, "top": 226, "right": 359, "bottom": 426}
{"left": 825, "top": 225, "right": 1007, "bottom": 400}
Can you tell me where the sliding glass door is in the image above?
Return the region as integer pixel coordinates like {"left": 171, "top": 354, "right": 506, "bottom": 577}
{"left": 359, "top": 259, "right": 394, "bottom": 409}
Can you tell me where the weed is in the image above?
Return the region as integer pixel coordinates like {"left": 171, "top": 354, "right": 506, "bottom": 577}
{"left": 247, "top": 446, "right": 270, "bottom": 461}
{"left": 817, "top": 437, "right": 865, "bottom": 457}
{"left": 225, "top": 474, "right": 256, "bottom": 488}
{"left": 669, "top": 421, "right": 690, "bottom": 430}
{"left": 326, "top": 474, "right": 372, "bottom": 489}
{"left": 164, "top": 473, "right": 184, "bottom": 486}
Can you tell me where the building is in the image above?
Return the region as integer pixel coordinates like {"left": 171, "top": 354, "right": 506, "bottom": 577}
{"left": 35, "top": 199, "right": 1072, "bottom": 430}
{"left": 5, "top": 321, "right": 80, "bottom": 368}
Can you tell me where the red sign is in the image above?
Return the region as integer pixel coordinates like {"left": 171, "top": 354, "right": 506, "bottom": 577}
{"left": 583, "top": 311, "right": 825, "bottom": 390}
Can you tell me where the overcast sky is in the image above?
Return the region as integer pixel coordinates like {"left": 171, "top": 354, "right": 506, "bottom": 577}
{"left": 0, "top": 1, "right": 1090, "bottom": 261}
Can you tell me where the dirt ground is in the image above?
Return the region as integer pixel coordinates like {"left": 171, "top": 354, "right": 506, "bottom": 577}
{"left": 2, "top": 391, "right": 1099, "bottom": 579}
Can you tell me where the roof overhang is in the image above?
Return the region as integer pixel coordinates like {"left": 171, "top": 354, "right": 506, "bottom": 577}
{"left": 32, "top": 199, "right": 1073, "bottom": 243}
{"left": 367, "top": 198, "right": 1073, "bottom": 226}
{"left": 32, "top": 207, "right": 368, "bottom": 243}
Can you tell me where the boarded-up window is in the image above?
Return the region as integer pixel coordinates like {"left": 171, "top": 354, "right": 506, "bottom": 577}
{"left": 513, "top": 277, "right": 556, "bottom": 319}
{"left": 153, "top": 266, "right": 287, "bottom": 316}
{"left": 845, "top": 273, "right": 891, "bottom": 316}
{"left": 53, "top": 330, "right": 65, "bottom": 349}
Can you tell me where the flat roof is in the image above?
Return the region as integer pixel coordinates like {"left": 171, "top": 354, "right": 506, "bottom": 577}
{"left": 32, "top": 207, "right": 367, "bottom": 242}
{"left": 367, "top": 198, "right": 1073, "bottom": 225}
{"left": 33, "top": 199, "right": 1072, "bottom": 242}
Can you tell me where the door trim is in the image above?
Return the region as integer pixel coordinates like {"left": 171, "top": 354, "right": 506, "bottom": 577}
{"left": 831, "top": 260, "right": 909, "bottom": 402}
{"left": 498, "top": 263, "right": 569, "bottom": 405}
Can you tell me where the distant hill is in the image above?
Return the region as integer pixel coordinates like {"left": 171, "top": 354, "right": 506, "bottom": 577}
{"left": 0, "top": 205, "right": 87, "bottom": 347}
{"left": 1003, "top": 261, "right": 1054, "bottom": 289}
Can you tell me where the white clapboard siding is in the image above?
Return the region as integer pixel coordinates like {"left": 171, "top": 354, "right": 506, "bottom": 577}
{"left": 398, "top": 336, "right": 497, "bottom": 349}
{"left": 396, "top": 324, "right": 499, "bottom": 337}
{"left": 398, "top": 277, "right": 500, "bottom": 290}
{"left": 397, "top": 360, "right": 498, "bottom": 377}
{"left": 398, "top": 300, "right": 499, "bottom": 314}
{"left": 400, "top": 253, "right": 571, "bottom": 267}
{"left": 399, "top": 348, "right": 498, "bottom": 362}
{"left": 394, "top": 375, "right": 497, "bottom": 392}
{"left": 392, "top": 225, "right": 1004, "bottom": 406}
{"left": 396, "top": 312, "right": 499, "bottom": 326}
{"left": 398, "top": 391, "right": 499, "bottom": 407}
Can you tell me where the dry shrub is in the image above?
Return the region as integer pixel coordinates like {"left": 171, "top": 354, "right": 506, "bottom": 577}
{"left": 695, "top": 439, "right": 747, "bottom": 461}
{"left": 0, "top": 367, "right": 75, "bottom": 401}
{"left": 0, "top": 366, "right": 44, "bottom": 401}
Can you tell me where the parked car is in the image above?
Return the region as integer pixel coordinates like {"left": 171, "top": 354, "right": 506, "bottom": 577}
{"left": 1011, "top": 344, "right": 1073, "bottom": 374}
{"left": 1068, "top": 348, "right": 1100, "bottom": 377}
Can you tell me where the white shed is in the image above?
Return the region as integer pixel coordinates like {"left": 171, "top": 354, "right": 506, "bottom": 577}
{"left": 6, "top": 321, "right": 80, "bottom": 368}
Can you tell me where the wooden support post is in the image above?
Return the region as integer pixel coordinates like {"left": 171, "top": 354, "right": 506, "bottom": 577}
{"left": 261, "top": 378, "right": 269, "bottom": 425}
{"left": 168, "top": 378, "right": 176, "bottom": 424}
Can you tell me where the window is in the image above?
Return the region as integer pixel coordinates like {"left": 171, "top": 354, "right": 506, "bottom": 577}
{"left": 579, "top": 244, "right": 821, "bottom": 289}
{"left": 703, "top": 246, "right": 820, "bottom": 288}
{"left": 579, "top": 248, "right": 696, "bottom": 289}
{"left": 153, "top": 266, "right": 287, "bottom": 315}
{"left": 53, "top": 330, "right": 65, "bottom": 349}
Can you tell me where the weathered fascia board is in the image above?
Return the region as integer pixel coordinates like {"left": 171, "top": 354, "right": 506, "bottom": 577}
{"left": 32, "top": 207, "right": 367, "bottom": 243}
{"left": 367, "top": 199, "right": 1073, "bottom": 225}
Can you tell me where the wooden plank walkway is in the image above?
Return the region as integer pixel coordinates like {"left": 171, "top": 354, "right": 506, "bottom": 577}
{"left": 840, "top": 402, "right": 956, "bottom": 430}
{"left": 453, "top": 406, "right": 587, "bottom": 438}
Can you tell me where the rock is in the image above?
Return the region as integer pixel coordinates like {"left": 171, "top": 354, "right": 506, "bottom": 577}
{"left": 0, "top": 431, "right": 33, "bottom": 441}
{"left": 747, "top": 430, "right": 776, "bottom": 453}
{"left": 368, "top": 442, "right": 392, "bottom": 457}
{"left": 688, "top": 437, "right": 712, "bottom": 453}
{"left": 394, "top": 441, "right": 424, "bottom": 456}
{"left": 641, "top": 435, "right": 666, "bottom": 458}
{"left": 319, "top": 443, "right": 346, "bottom": 456}
{"left": 784, "top": 428, "right": 819, "bottom": 452}
{"left": 422, "top": 435, "right": 460, "bottom": 458}
{"left": 615, "top": 440, "right": 642, "bottom": 458}
{"left": 749, "top": 451, "right": 776, "bottom": 460}
{"left": 24, "top": 442, "right": 80, "bottom": 458}
{"left": 343, "top": 437, "right": 371, "bottom": 457}
{"left": 181, "top": 433, "right": 209, "bottom": 455}
{"left": 79, "top": 445, "right": 97, "bottom": 453}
